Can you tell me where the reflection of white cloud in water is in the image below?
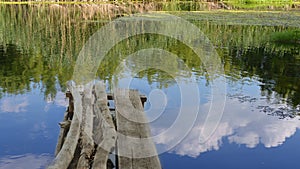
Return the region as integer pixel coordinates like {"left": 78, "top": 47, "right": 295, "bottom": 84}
{"left": 0, "top": 97, "right": 28, "bottom": 113}
{"left": 228, "top": 115, "right": 299, "bottom": 148}
{"left": 153, "top": 98, "right": 300, "bottom": 157}
{"left": 47, "top": 91, "right": 68, "bottom": 107}
{"left": 29, "top": 121, "right": 51, "bottom": 140}
{"left": 0, "top": 154, "right": 53, "bottom": 169}
{"left": 44, "top": 92, "right": 68, "bottom": 112}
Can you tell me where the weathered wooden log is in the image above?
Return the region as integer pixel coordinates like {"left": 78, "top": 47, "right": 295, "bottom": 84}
{"left": 92, "top": 82, "right": 116, "bottom": 169}
{"left": 47, "top": 83, "right": 82, "bottom": 169}
{"left": 114, "top": 89, "right": 162, "bottom": 169}
{"left": 55, "top": 91, "right": 75, "bottom": 156}
{"left": 77, "top": 83, "right": 95, "bottom": 169}
{"left": 49, "top": 81, "right": 161, "bottom": 169}
{"left": 55, "top": 111, "right": 71, "bottom": 156}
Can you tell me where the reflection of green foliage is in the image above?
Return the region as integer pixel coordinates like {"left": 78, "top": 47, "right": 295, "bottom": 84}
{"left": 270, "top": 30, "right": 300, "bottom": 44}
{"left": 0, "top": 4, "right": 105, "bottom": 99}
{"left": 0, "top": 4, "right": 300, "bottom": 107}
{"left": 227, "top": 46, "right": 300, "bottom": 106}
{"left": 98, "top": 33, "right": 201, "bottom": 88}
{"left": 0, "top": 44, "right": 34, "bottom": 94}
{"left": 137, "top": 68, "right": 177, "bottom": 89}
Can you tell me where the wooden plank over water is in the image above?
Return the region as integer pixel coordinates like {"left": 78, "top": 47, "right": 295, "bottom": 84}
{"left": 77, "top": 83, "right": 94, "bottom": 169}
{"left": 92, "top": 82, "right": 117, "bottom": 169}
{"left": 55, "top": 111, "right": 70, "bottom": 156}
{"left": 48, "top": 83, "right": 82, "bottom": 169}
{"left": 49, "top": 82, "right": 161, "bottom": 169}
{"left": 114, "top": 89, "right": 162, "bottom": 169}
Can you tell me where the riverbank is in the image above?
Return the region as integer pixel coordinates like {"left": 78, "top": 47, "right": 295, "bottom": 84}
{"left": 1, "top": 1, "right": 300, "bottom": 12}
{"left": 1, "top": 1, "right": 300, "bottom": 21}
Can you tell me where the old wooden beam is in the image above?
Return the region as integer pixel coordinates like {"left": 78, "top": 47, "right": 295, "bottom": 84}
{"left": 49, "top": 82, "right": 160, "bottom": 169}
{"left": 77, "top": 83, "right": 95, "bottom": 169}
{"left": 55, "top": 111, "right": 71, "bottom": 156}
{"left": 92, "top": 81, "right": 117, "bottom": 169}
{"left": 114, "top": 89, "right": 161, "bottom": 169}
{"left": 48, "top": 83, "right": 82, "bottom": 169}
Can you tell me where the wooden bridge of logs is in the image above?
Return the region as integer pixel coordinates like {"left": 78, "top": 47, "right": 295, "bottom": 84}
{"left": 47, "top": 81, "right": 161, "bottom": 169}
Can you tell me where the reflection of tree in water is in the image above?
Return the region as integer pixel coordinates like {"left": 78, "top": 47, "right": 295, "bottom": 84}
{"left": 0, "top": 44, "right": 57, "bottom": 99}
{"left": 1, "top": 36, "right": 300, "bottom": 109}
{"left": 0, "top": 4, "right": 300, "bottom": 110}
{"left": 227, "top": 46, "right": 300, "bottom": 107}
{"left": 97, "top": 34, "right": 203, "bottom": 88}
{"left": 136, "top": 68, "right": 177, "bottom": 89}
{"left": 0, "top": 5, "right": 103, "bottom": 99}
{"left": 0, "top": 44, "right": 34, "bottom": 94}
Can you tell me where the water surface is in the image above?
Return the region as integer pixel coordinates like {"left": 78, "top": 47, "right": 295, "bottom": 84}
{"left": 0, "top": 5, "right": 299, "bottom": 169}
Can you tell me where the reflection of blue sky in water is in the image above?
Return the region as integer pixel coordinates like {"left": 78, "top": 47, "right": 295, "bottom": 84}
{"left": 0, "top": 87, "right": 67, "bottom": 168}
{"left": 0, "top": 154, "right": 53, "bottom": 169}
{"left": 140, "top": 76, "right": 300, "bottom": 157}
{"left": 0, "top": 96, "right": 29, "bottom": 113}
{"left": 0, "top": 75, "right": 299, "bottom": 168}
{"left": 167, "top": 98, "right": 300, "bottom": 157}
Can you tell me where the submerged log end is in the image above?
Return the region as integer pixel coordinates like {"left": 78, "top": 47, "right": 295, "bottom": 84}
{"left": 59, "top": 120, "right": 71, "bottom": 128}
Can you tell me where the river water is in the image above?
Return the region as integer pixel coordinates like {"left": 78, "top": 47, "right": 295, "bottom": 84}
{"left": 0, "top": 5, "right": 299, "bottom": 169}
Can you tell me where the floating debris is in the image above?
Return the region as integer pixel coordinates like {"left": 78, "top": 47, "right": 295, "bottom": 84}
{"left": 228, "top": 94, "right": 300, "bottom": 120}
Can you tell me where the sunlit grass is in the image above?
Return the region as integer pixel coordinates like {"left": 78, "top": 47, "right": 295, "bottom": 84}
{"left": 225, "top": 0, "right": 300, "bottom": 9}
{"left": 0, "top": 1, "right": 113, "bottom": 5}
{"left": 1, "top": 0, "right": 300, "bottom": 10}
{"left": 167, "top": 10, "right": 300, "bottom": 27}
{"left": 270, "top": 30, "right": 300, "bottom": 44}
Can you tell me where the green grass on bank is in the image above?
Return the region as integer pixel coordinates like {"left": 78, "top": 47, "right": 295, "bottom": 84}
{"left": 271, "top": 30, "right": 300, "bottom": 44}
{"left": 224, "top": 0, "right": 300, "bottom": 9}
{"left": 225, "top": 0, "right": 297, "bottom": 4}
{"left": 167, "top": 10, "right": 300, "bottom": 27}
{"left": 0, "top": 1, "right": 109, "bottom": 5}
{"left": 1, "top": 0, "right": 300, "bottom": 10}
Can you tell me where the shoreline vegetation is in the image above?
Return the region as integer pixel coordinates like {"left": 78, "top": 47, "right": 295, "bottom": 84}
{"left": 0, "top": 0, "right": 300, "bottom": 21}
{"left": 0, "top": 1, "right": 299, "bottom": 20}
{"left": 0, "top": 1, "right": 299, "bottom": 105}
{"left": 1, "top": 1, "right": 300, "bottom": 11}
